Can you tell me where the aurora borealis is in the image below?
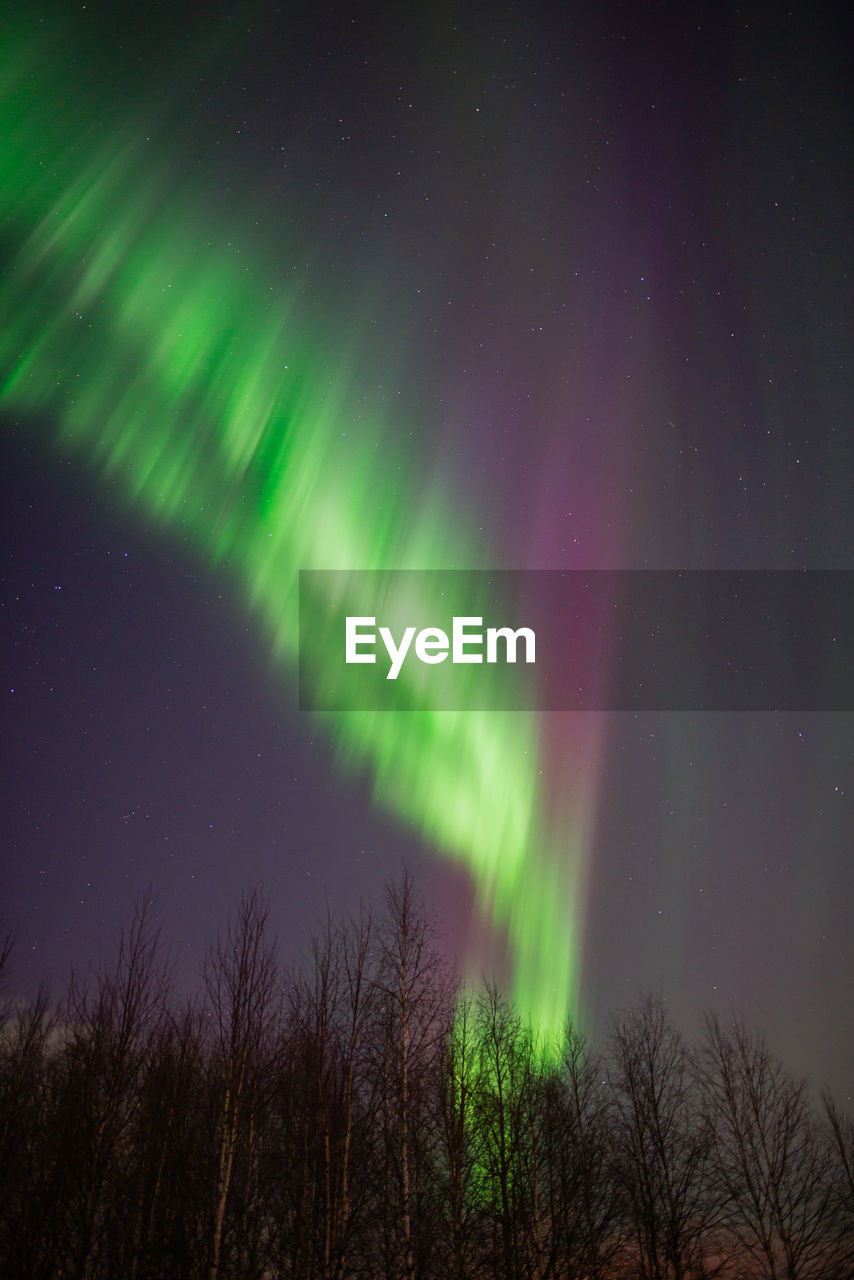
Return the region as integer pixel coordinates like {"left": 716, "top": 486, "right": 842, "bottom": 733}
{"left": 2, "top": 0, "right": 853, "bottom": 1093}
{"left": 0, "top": 3, "right": 592, "bottom": 1042}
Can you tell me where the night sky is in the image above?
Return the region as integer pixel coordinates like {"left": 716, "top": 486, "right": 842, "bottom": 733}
{"left": 2, "top": 0, "right": 852, "bottom": 1098}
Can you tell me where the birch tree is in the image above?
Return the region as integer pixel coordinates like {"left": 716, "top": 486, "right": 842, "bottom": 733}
{"left": 204, "top": 885, "right": 280, "bottom": 1280}
{"left": 371, "top": 870, "right": 453, "bottom": 1280}
{"left": 610, "top": 996, "right": 715, "bottom": 1280}
{"left": 702, "top": 1016, "right": 844, "bottom": 1280}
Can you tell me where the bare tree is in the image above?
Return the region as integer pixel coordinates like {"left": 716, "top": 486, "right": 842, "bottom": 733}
{"left": 277, "top": 903, "right": 378, "bottom": 1280}
{"left": 14, "top": 893, "right": 170, "bottom": 1279}
{"left": 538, "top": 1023, "right": 624, "bottom": 1280}
{"left": 701, "top": 1015, "right": 843, "bottom": 1280}
{"left": 610, "top": 995, "right": 716, "bottom": 1280}
{"left": 204, "top": 884, "right": 280, "bottom": 1280}
{"left": 332, "top": 904, "right": 377, "bottom": 1280}
{"left": 436, "top": 991, "right": 482, "bottom": 1280}
{"left": 0, "top": 982, "right": 54, "bottom": 1279}
{"left": 125, "top": 999, "right": 209, "bottom": 1279}
{"left": 10, "top": 877, "right": 854, "bottom": 1280}
{"left": 370, "top": 869, "right": 454, "bottom": 1280}
{"left": 0, "top": 926, "right": 14, "bottom": 1010}
{"left": 821, "top": 1093, "right": 854, "bottom": 1277}
{"left": 469, "top": 981, "right": 546, "bottom": 1280}
{"left": 824, "top": 1092, "right": 854, "bottom": 1215}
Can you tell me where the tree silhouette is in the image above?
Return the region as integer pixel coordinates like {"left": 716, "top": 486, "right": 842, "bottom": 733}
{"left": 0, "top": 881, "right": 852, "bottom": 1280}
{"left": 701, "top": 1015, "right": 845, "bottom": 1280}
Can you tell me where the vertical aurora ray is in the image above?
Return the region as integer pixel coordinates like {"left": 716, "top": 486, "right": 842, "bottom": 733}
{"left": 0, "top": 19, "right": 596, "bottom": 1044}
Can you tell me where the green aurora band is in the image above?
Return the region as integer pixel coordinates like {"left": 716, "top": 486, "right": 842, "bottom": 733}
{"left": 0, "top": 21, "right": 591, "bottom": 1045}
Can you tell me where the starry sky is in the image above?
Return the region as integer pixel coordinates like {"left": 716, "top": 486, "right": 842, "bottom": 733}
{"left": 2, "top": 0, "right": 852, "bottom": 1096}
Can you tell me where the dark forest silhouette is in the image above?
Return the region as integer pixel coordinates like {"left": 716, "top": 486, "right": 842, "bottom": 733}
{"left": 1, "top": 877, "right": 852, "bottom": 1279}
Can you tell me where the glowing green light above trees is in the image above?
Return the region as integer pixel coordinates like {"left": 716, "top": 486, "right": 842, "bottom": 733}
{"left": 0, "top": 20, "right": 588, "bottom": 1046}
